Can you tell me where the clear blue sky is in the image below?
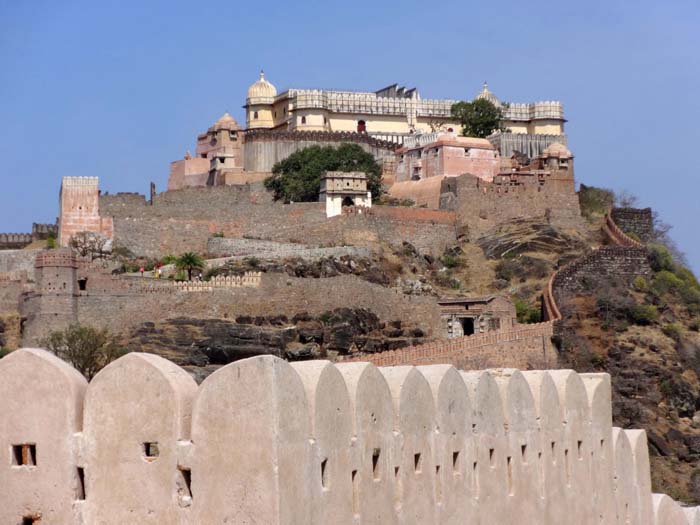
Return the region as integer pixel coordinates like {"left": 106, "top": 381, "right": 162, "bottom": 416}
{"left": 1, "top": 0, "right": 698, "bottom": 271}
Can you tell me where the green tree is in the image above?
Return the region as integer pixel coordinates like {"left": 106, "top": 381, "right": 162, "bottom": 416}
{"left": 41, "top": 324, "right": 127, "bottom": 380}
{"left": 450, "top": 98, "right": 506, "bottom": 138}
{"left": 176, "top": 252, "right": 205, "bottom": 281}
{"left": 264, "top": 143, "right": 383, "bottom": 202}
{"left": 46, "top": 231, "right": 57, "bottom": 249}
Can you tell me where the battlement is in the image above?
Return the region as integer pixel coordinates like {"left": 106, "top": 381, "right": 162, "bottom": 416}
{"left": 121, "top": 273, "right": 263, "bottom": 294}
{"left": 0, "top": 233, "right": 33, "bottom": 249}
{"left": 0, "top": 348, "right": 695, "bottom": 524}
{"left": 503, "top": 101, "right": 565, "bottom": 121}
{"left": 60, "top": 176, "right": 99, "bottom": 188}
{"left": 34, "top": 249, "right": 78, "bottom": 269}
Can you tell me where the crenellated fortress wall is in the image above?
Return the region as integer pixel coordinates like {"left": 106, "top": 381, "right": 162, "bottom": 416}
{"left": 1, "top": 348, "right": 696, "bottom": 524}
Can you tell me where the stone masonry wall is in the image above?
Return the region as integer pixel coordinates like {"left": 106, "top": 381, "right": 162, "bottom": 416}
{"left": 441, "top": 173, "right": 582, "bottom": 239}
{"left": 21, "top": 273, "right": 441, "bottom": 346}
{"left": 0, "top": 249, "right": 40, "bottom": 276}
{"left": 0, "top": 280, "right": 22, "bottom": 316}
{"left": 243, "top": 130, "right": 398, "bottom": 172}
{"left": 342, "top": 322, "right": 557, "bottom": 370}
{"left": 100, "top": 185, "right": 456, "bottom": 257}
{"left": 0, "top": 233, "right": 32, "bottom": 250}
{"left": 552, "top": 246, "right": 651, "bottom": 302}
{"left": 206, "top": 237, "right": 373, "bottom": 260}
{"left": 611, "top": 207, "right": 654, "bottom": 243}
{"left": 1, "top": 348, "right": 696, "bottom": 524}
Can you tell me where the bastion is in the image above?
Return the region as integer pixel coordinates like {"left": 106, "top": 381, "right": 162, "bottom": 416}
{"left": 1, "top": 348, "right": 697, "bottom": 524}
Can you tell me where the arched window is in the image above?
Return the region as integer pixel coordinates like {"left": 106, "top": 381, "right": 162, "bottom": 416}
{"left": 342, "top": 196, "right": 355, "bottom": 207}
{"left": 357, "top": 120, "right": 366, "bottom": 133}
{"left": 253, "top": 111, "right": 259, "bottom": 119}
{"left": 301, "top": 116, "right": 307, "bottom": 124}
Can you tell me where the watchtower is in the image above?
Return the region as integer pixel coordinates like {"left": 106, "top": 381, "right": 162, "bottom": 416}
{"left": 21, "top": 249, "right": 79, "bottom": 345}
{"left": 319, "top": 171, "right": 372, "bottom": 218}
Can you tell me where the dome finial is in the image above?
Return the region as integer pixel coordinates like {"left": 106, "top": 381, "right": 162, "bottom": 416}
{"left": 260, "top": 69, "right": 265, "bottom": 80}
{"left": 474, "top": 81, "right": 501, "bottom": 106}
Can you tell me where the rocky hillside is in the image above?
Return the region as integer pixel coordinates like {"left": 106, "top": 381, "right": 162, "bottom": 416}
{"left": 554, "top": 245, "right": 700, "bottom": 504}
{"left": 124, "top": 308, "right": 428, "bottom": 383}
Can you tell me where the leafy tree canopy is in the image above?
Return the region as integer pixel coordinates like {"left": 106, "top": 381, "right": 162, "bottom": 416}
{"left": 265, "top": 143, "right": 383, "bottom": 202}
{"left": 41, "top": 324, "right": 127, "bottom": 380}
{"left": 450, "top": 98, "right": 506, "bottom": 138}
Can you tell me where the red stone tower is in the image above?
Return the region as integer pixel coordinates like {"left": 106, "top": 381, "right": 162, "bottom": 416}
{"left": 58, "top": 177, "right": 113, "bottom": 247}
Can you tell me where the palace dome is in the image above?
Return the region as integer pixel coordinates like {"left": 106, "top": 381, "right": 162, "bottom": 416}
{"left": 247, "top": 71, "right": 277, "bottom": 101}
{"left": 209, "top": 112, "right": 242, "bottom": 132}
{"left": 542, "top": 142, "right": 573, "bottom": 158}
{"left": 474, "top": 82, "right": 501, "bottom": 106}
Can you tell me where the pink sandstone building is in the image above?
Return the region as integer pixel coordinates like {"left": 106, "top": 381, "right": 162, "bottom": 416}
{"left": 394, "top": 131, "right": 500, "bottom": 183}
{"left": 168, "top": 112, "right": 247, "bottom": 191}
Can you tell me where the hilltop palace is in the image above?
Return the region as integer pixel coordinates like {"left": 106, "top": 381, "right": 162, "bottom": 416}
{"left": 166, "top": 72, "right": 568, "bottom": 192}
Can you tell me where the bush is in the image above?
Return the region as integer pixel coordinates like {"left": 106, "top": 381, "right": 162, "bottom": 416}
{"left": 0, "top": 348, "right": 10, "bottom": 359}
{"left": 514, "top": 299, "right": 542, "bottom": 324}
{"left": 674, "top": 266, "right": 700, "bottom": 290}
{"left": 648, "top": 244, "right": 675, "bottom": 273}
{"left": 161, "top": 254, "right": 178, "bottom": 266}
{"left": 595, "top": 292, "right": 635, "bottom": 327}
{"left": 632, "top": 276, "right": 649, "bottom": 293}
{"left": 245, "top": 257, "right": 261, "bottom": 269}
{"left": 626, "top": 304, "right": 659, "bottom": 325}
{"left": 689, "top": 320, "right": 700, "bottom": 332}
{"left": 441, "top": 254, "right": 461, "bottom": 269}
{"left": 651, "top": 270, "right": 684, "bottom": 296}
{"left": 46, "top": 234, "right": 56, "bottom": 249}
{"left": 495, "top": 259, "right": 518, "bottom": 281}
{"left": 40, "top": 324, "right": 127, "bottom": 380}
{"left": 211, "top": 231, "right": 225, "bottom": 238}
{"left": 589, "top": 353, "right": 606, "bottom": 367}
{"left": 661, "top": 323, "right": 683, "bottom": 342}
{"left": 578, "top": 184, "right": 614, "bottom": 220}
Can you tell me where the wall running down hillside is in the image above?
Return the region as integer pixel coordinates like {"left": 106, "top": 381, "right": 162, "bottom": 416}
{"left": 341, "top": 322, "right": 557, "bottom": 370}
{"left": 1, "top": 349, "right": 697, "bottom": 524}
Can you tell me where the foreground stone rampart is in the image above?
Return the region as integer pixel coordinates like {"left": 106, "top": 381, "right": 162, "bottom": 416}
{"left": 1, "top": 348, "right": 697, "bottom": 524}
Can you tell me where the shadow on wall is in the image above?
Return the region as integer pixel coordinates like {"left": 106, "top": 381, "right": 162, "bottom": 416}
{"left": 0, "top": 348, "right": 696, "bottom": 524}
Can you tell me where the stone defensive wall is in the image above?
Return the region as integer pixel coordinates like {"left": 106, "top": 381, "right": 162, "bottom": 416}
{"left": 99, "top": 185, "right": 456, "bottom": 257}
{"left": 83, "top": 272, "right": 262, "bottom": 295}
{"left": 611, "top": 207, "right": 653, "bottom": 243}
{"left": 604, "top": 210, "right": 646, "bottom": 248}
{"left": 21, "top": 272, "right": 441, "bottom": 346}
{"left": 0, "top": 233, "right": 33, "bottom": 250}
{"left": 341, "top": 322, "right": 557, "bottom": 370}
{"left": 2, "top": 348, "right": 697, "bottom": 524}
{"left": 0, "top": 249, "right": 40, "bottom": 276}
{"left": 243, "top": 129, "right": 400, "bottom": 172}
{"left": 206, "top": 237, "right": 374, "bottom": 260}
{"left": 543, "top": 211, "right": 650, "bottom": 322}
{"left": 553, "top": 246, "right": 651, "bottom": 300}
{"left": 0, "top": 280, "right": 23, "bottom": 316}
{"left": 440, "top": 173, "right": 582, "bottom": 239}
